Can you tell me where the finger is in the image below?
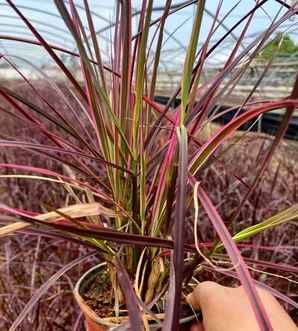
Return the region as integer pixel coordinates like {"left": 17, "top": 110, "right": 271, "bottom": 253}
{"left": 187, "top": 281, "right": 220, "bottom": 310}
{"left": 186, "top": 285, "right": 201, "bottom": 310}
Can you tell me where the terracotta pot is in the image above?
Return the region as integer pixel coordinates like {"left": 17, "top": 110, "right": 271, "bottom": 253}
{"left": 74, "top": 264, "right": 125, "bottom": 331}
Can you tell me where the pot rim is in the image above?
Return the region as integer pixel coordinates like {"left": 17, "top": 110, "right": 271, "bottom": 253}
{"left": 73, "top": 263, "right": 127, "bottom": 328}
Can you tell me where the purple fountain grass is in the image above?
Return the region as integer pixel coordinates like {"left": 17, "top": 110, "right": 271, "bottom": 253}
{"left": 0, "top": 0, "right": 298, "bottom": 330}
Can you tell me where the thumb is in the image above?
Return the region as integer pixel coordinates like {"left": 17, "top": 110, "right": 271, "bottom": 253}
{"left": 186, "top": 285, "right": 202, "bottom": 310}
{"left": 187, "top": 281, "right": 222, "bottom": 311}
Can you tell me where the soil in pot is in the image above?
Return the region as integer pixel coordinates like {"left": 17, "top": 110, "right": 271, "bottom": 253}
{"left": 81, "top": 269, "right": 116, "bottom": 318}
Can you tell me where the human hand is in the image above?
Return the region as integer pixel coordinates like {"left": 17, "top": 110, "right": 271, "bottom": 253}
{"left": 187, "top": 281, "right": 297, "bottom": 331}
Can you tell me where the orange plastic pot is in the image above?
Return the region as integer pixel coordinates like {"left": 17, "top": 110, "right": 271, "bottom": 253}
{"left": 74, "top": 264, "right": 196, "bottom": 330}
{"left": 74, "top": 264, "right": 126, "bottom": 331}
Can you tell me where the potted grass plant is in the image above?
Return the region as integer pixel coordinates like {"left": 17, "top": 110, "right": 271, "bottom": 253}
{"left": 0, "top": 0, "right": 298, "bottom": 330}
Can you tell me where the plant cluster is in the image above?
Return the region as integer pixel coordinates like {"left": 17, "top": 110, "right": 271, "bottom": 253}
{"left": 0, "top": 1, "right": 298, "bottom": 330}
